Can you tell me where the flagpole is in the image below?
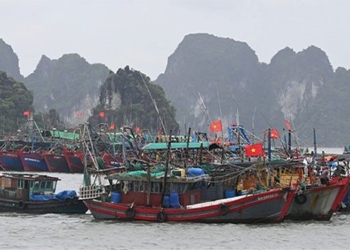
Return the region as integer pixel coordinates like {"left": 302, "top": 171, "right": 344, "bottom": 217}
{"left": 236, "top": 108, "right": 241, "bottom": 160}
{"left": 221, "top": 121, "right": 224, "bottom": 164}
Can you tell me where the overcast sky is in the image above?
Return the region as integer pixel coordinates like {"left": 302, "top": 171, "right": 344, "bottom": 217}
{"left": 1, "top": 0, "right": 349, "bottom": 80}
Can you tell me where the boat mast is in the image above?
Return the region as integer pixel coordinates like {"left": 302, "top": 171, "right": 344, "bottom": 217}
{"left": 184, "top": 127, "right": 191, "bottom": 169}
{"left": 161, "top": 130, "right": 172, "bottom": 207}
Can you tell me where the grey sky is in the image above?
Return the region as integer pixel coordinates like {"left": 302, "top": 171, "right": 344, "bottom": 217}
{"left": 1, "top": 0, "right": 349, "bottom": 80}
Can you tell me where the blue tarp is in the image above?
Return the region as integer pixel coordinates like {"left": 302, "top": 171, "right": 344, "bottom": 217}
{"left": 30, "top": 190, "right": 77, "bottom": 201}
{"left": 30, "top": 194, "right": 56, "bottom": 201}
{"left": 54, "top": 190, "right": 77, "bottom": 200}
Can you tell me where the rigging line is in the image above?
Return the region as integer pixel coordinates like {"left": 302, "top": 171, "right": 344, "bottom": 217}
{"left": 139, "top": 72, "right": 167, "bottom": 135}
{"left": 259, "top": 110, "right": 290, "bottom": 156}
{"left": 280, "top": 92, "right": 301, "bottom": 147}
{"left": 252, "top": 106, "right": 257, "bottom": 144}
{"left": 197, "top": 91, "right": 212, "bottom": 122}
{"left": 215, "top": 83, "right": 223, "bottom": 119}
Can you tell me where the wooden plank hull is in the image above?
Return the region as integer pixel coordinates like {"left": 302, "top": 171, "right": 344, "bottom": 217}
{"left": 0, "top": 151, "right": 23, "bottom": 171}
{"left": 0, "top": 197, "right": 88, "bottom": 214}
{"left": 84, "top": 188, "right": 295, "bottom": 223}
{"left": 286, "top": 176, "right": 350, "bottom": 221}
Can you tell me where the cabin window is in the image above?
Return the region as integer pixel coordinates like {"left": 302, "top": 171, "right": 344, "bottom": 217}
{"left": 46, "top": 181, "right": 52, "bottom": 189}
{"left": 52, "top": 181, "right": 57, "bottom": 190}
{"left": 40, "top": 181, "right": 46, "bottom": 189}
{"left": 17, "top": 179, "right": 24, "bottom": 189}
{"left": 151, "top": 183, "right": 160, "bottom": 193}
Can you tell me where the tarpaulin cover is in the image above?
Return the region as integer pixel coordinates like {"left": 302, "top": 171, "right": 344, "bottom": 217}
{"left": 30, "top": 194, "right": 56, "bottom": 201}
{"left": 54, "top": 190, "right": 77, "bottom": 200}
{"left": 30, "top": 190, "right": 77, "bottom": 201}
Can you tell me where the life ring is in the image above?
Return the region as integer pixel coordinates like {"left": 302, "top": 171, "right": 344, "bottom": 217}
{"left": 18, "top": 200, "right": 26, "bottom": 210}
{"left": 294, "top": 193, "right": 307, "bottom": 205}
{"left": 156, "top": 211, "right": 168, "bottom": 222}
{"left": 72, "top": 196, "right": 79, "bottom": 205}
{"left": 65, "top": 198, "right": 72, "bottom": 205}
{"left": 219, "top": 204, "right": 229, "bottom": 216}
{"left": 125, "top": 207, "right": 136, "bottom": 219}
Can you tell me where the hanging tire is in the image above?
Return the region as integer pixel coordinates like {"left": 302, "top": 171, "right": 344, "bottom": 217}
{"left": 294, "top": 193, "right": 307, "bottom": 205}
{"left": 18, "top": 200, "right": 26, "bottom": 210}
{"left": 65, "top": 198, "right": 72, "bottom": 205}
{"left": 72, "top": 196, "right": 79, "bottom": 205}
{"left": 156, "top": 211, "right": 168, "bottom": 222}
{"left": 219, "top": 204, "right": 229, "bottom": 216}
{"left": 125, "top": 207, "right": 136, "bottom": 219}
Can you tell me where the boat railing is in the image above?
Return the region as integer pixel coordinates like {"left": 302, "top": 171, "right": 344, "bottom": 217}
{"left": 79, "top": 185, "right": 104, "bottom": 200}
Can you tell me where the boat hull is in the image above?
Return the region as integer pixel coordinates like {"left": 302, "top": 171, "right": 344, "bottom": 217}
{"left": 44, "top": 154, "right": 70, "bottom": 173}
{"left": 0, "top": 198, "right": 88, "bottom": 214}
{"left": 286, "top": 177, "right": 350, "bottom": 221}
{"left": 18, "top": 151, "right": 48, "bottom": 172}
{"left": 0, "top": 151, "right": 24, "bottom": 171}
{"left": 84, "top": 188, "right": 295, "bottom": 223}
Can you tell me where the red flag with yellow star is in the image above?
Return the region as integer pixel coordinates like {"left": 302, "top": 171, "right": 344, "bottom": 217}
{"left": 245, "top": 143, "right": 264, "bottom": 157}
{"left": 209, "top": 120, "right": 222, "bottom": 132}
{"left": 270, "top": 129, "right": 280, "bottom": 139}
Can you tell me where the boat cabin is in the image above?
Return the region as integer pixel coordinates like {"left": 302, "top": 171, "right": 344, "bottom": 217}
{"left": 0, "top": 173, "right": 59, "bottom": 201}
{"left": 105, "top": 171, "right": 208, "bottom": 207}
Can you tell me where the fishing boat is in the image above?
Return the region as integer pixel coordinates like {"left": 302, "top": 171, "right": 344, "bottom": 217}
{"left": 80, "top": 166, "right": 295, "bottom": 223}
{"left": 17, "top": 149, "right": 49, "bottom": 172}
{"left": 0, "top": 150, "right": 24, "bottom": 171}
{"left": 43, "top": 151, "right": 71, "bottom": 173}
{"left": 0, "top": 173, "right": 88, "bottom": 214}
{"left": 275, "top": 161, "right": 350, "bottom": 221}
{"left": 62, "top": 147, "right": 84, "bottom": 173}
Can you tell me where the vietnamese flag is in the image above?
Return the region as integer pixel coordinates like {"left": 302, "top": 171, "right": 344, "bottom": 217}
{"left": 245, "top": 143, "right": 264, "bottom": 157}
{"left": 109, "top": 124, "right": 116, "bottom": 130}
{"left": 98, "top": 111, "right": 105, "bottom": 118}
{"left": 270, "top": 129, "right": 280, "bottom": 139}
{"left": 23, "top": 110, "right": 30, "bottom": 117}
{"left": 209, "top": 120, "right": 222, "bottom": 132}
{"left": 285, "top": 120, "right": 292, "bottom": 131}
{"left": 76, "top": 110, "right": 83, "bottom": 117}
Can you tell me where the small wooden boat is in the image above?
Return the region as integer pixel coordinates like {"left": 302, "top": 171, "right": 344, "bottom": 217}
{"left": 0, "top": 173, "right": 88, "bottom": 214}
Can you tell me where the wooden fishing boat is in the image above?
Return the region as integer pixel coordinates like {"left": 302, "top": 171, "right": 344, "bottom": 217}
{"left": 17, "top": 149, "right": 49, "bottom": 172}
{"left": 62, "top": 147, "right": 84, "bottom": 173}
{"left": 80, "top": 162, "right": 296, "bottom": 223}
{"left": 43, "top": 152, "right": 71, "bottom": 173}
{"left": 0, "top": 150, "right": 24, "bottom": 171}
{"left": 275, "top": 162, "right": 350, "bottom": 220}
{"left": 0, "top": 173, "right": 88, "bottom": 214}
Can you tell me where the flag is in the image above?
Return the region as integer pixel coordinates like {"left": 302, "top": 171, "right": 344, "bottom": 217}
{"left": 76, "top": 110, "right": 83, "bottom": 117}
{"left": 270, "top": 129, "right": 280, "bottom": 139}
{"left": 98, "top": 111, "right": 105, "bottom": 118}
{"left": 245, "top": 143, "right": 264, "bottom": 157}
{"left": 285, "top": 120, "right": 292, "bottom": 131}
{"left": 209, "top": 120, "right": 222, "bottom": 132}
{"left": 23, "top": 110, "right": 30, "bottom": 117}
{"left": 109, "top": 124, "right": 115, "bottom": 130}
